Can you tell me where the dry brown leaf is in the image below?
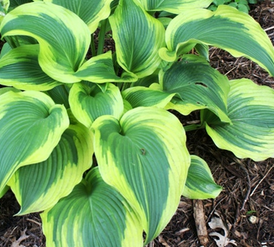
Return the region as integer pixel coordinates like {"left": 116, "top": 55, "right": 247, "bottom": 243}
{"left": 208, "top": 213, "right": 237, "bottom": 247}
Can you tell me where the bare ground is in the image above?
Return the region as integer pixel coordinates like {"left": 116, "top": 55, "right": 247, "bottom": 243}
{"left": 0, "top": 1, "right": 274, "bottom": 246}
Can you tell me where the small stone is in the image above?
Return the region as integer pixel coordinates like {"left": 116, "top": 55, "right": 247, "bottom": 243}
{"left": 268, "top": 8, "right": 274, "bottom": 13}
{"left": 249, "top": 215, "right": 259, "bottom": 224}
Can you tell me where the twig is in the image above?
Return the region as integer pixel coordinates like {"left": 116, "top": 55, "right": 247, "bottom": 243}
{"left": 193, "top": 200, "right": 209, "bottom": 247}
{"left": 175, "top": 227, "right": 190, "bottom": 235}
{"left": 158, "top": 235, "right": 170, "bottom": 247}
{"left": 250, "top": 165, "right": 274, "bottom": 197}
{"left": 206, "top": 197, "right": 226, "bottom": 223}
{"left": 27, "top": 218, "right": 41, "bottom": 226}
{"left": 264, "top": 26, "right": 274, "bottom": 32}
{"left": 11, "top": 228, "right": 29, "bottom": 247}
{"left": 225, "top": 66, "right": 237, "bottom": 76}
{"left": 232, "top": 158, "right": 251, "bottom": 212}
{"left": 240, "top": 161, "right": 251, "bottom": 211}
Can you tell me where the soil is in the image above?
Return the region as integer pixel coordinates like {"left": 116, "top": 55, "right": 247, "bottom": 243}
{"left": 0, "top": 1, "right": 274, "bottom": 247}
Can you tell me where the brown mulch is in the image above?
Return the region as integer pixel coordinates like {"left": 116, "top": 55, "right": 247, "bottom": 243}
{"left": 0, "top": 1, "right": 274, "bottom": 247}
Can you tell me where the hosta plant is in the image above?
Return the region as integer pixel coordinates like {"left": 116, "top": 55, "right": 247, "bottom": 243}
{"left": 208, "top": 0, "right": 259, "bottom": 13}
{"left": 0, "top": 0, "right": 274, "bottom": 246}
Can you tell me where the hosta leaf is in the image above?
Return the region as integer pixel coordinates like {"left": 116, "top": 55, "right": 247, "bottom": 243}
{"left": 182, "top": 155, "right": 222, "bottom": 199}
{"left": 41, "top": 167, "right": 143, "bottom": 247}
{"left": 47, "top": 85, "right": 70, "bottom": 109}
{"left": 131, "top": 72, "right": 159, "bottom": 87}
{"left": 204, "top": 79, "right": 274, "bottom": 161}
{"left": 0, "top": 186, "right": 9, "bottom": 199}
{"left": 0, "top": 0, "right": 9, "bottom": 12}
{"left": 136, "top": 0, "right": 213, "bottom": 13}
{"left": 8, "top": 0, "right": 33, "bottom": 11}
{"left": 0, "top": 43, "right": 12, "bottom": 59}
{"left": 92, "top": 107, "right": 190, "bottom": 243}
{"left": 0, "top": 1, "right": 91, "bottom": 83}
{"left": 195, "top": 43, "right": 209, "bottom": 60}
{"left": 0, "top": 90, "right": 69, "bottom": 193}
{"left": 0, "top": 87, "right": 19, "bottom": 95}
{"left": 75, "top": 51, "right": 138, "bottom": 83}
{"left": 69, "top": 82, "right": 124, "bottom": 128}
{"left": 109, "top": 0, "right": 165, "bottom": 78}
{"left": 160, "top": 5, "right": 274, "bottom": 76}
{"left": 43, "top": 0, "right": 112, "bottom": 33}
{"left": 4, "top": 35, "right": 37, "bottom": 47}
{"left": 122, "top": 84, "right": 175, "bottom": 108}
{"left": 123, "top": 99, "right": 133, "bottom": 114}
{"left": 0, "top": 45, "right": 61, "bottom": 91}
{"left": 8, "top": 121, "right": 93, "bottom": 215}
{"left": 161, "top": 55, "right": 231, "bottom": 123}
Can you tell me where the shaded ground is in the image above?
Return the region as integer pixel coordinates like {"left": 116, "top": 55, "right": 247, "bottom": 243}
{"left": 0, "top": 1, "right": 274, "bottom": 246}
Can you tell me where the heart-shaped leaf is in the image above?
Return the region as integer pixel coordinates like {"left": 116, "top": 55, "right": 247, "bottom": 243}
{"left": 92, "top": 107, "right": 190, "bottom": 243}
{"left": 109, "top": 0, "right": 165, "bottom": 78}
{"left": 69, "top": 82, "right": 124, "bottom": 128}
{"left": 0, "top": 89, "right": 69, "bottom": 193}
{"left": 41, "top": 167, "right": 143, "bottom": 247}
{"left": 9, "top": 120, "right": 93, "bottom": 215}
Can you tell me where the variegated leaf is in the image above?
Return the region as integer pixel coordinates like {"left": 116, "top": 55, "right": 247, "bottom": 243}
{"left": 75, "top": 52, "right": 138, "bottom": 83}
{"left": 0, "top": 90, "right": 69, "bottom": 193}
{"left": 122, "top": 84, "right": 175, "bottom": 108}
{"left": 182, "top": 155, "right": 222, "bottom": 199}
{"left": 0, "top": 44, "right": 61, "bottom": 91}
{"left": 136, "top": 0, "right": 213, "bottom": 13}
{"left": 109, "top": 0, "right": 165, "bottom": 78}
{"left": 69, "top": 82, "right": 124, "bottom": 128}
{"left": 8, "top": 121, "right": 93, "bottom": 215}
{"left": 43, "top": 0, "right": 112, "bottom": 33}
{"left": 161, "top": 55, "right": 231, "bottom": 123}
{"left": 159, "top": 5, "right": 274, "bottom": 76}
{"left": 0, "top": 1, "right": 91, "bottom": 82}
{"left": 41, "top": 167, "right": 143, "bottom": 247}
{"left": 0, "top": 185, "right": 9, "bottom": 199}
{"left": 0, "top": 43, "right": 12, "bottom": 59}
{"left": 0, "top": 0, "right": 9, "bottom": 23}
{"left": 204, "top": 79, "right": 274, "bottom": 161}
{"left": 92, "top": 107, "right": 190, "bottom": 243}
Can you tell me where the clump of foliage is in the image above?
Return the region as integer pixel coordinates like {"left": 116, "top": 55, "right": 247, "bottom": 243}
{"left": 0, "top": 0, "right": 274, "bottom": 246}
{"left": 208, "top": 0, "right": 259, "bottom": 13}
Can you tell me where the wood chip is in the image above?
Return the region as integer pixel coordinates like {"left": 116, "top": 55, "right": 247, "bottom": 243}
{"left": 193, "top": 200, "right": 209, "bottom": 246}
